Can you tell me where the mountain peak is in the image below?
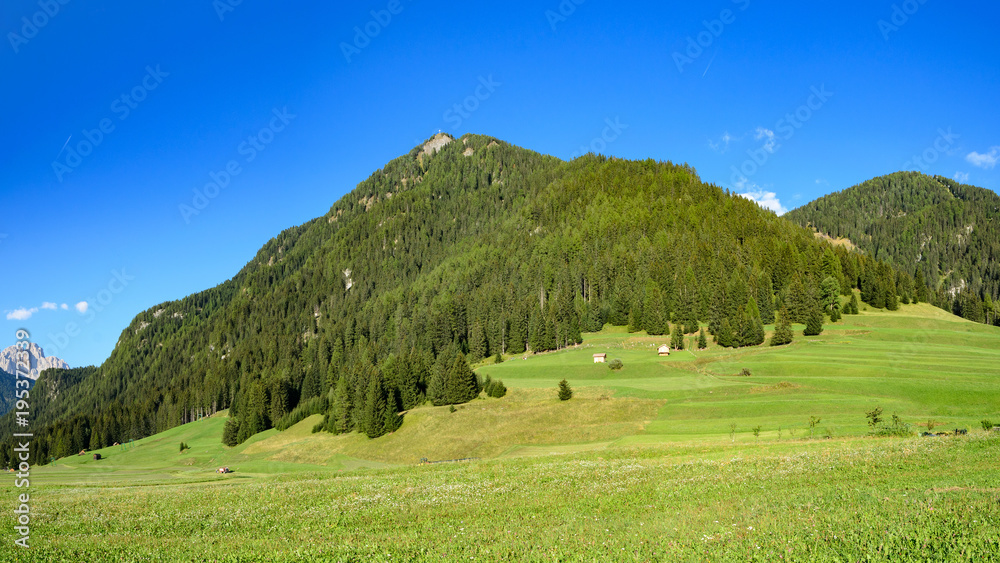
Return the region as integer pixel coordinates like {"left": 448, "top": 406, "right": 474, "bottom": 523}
{"left": 0, "top": 343, "right": 70, "bottom": 379}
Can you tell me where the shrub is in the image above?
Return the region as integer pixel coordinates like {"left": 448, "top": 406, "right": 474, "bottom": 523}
{"left": 449, "top": 405, "right": 457, "bottom": 413}
{"left": 873, "top": 413, "right": 912, "bottom": 437}
{"left": 493, "top": 353, "right": 504, "bottom": 364}
{"left": 739, "top": 368, "right": 752, "bottom": 377}
{"left": 608, "top": 358, "right": 624, "bottom": 370}
{"left": 866, "top": 406, "right": 884, "bottom": 431}
{"left": 558, "top": 379, "right": 573, "bottom": 401}
{"left": 179, "top": 442, "right": 189, "bottom": 452}
{"left": 981, "top": 420, "right": 994, "bottom": 431}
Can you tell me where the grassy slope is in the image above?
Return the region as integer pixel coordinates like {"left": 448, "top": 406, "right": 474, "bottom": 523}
{"left": 481, "top": 300, "right": 1000, "bottom": 444}
{"left": 5, "top": 301, "right": 1000, "bottom": 561}
{"left": 26, "top": 298, "right": 1000, "bottom": 478}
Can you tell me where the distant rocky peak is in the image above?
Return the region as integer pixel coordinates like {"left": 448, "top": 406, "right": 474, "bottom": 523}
{"left": 0, "top": 342, "right": 70, "bottom": 380}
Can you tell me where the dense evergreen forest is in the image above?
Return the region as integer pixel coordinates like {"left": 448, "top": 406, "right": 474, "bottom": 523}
{"left": 0, "top": 134, "right": 916, "bottom": 467}
{"left": 0, "top": 369, "right": 25, "bottom": 416}
{"left": 787, "top": 172, "right": 1000, "bottom": 325}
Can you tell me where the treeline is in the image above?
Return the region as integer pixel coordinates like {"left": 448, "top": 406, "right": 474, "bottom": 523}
{"left": 0, "top": 135, "right": 916, "bottom": 467}
{"left": 787, "top": 171, "right": 1000, "bottom": 325}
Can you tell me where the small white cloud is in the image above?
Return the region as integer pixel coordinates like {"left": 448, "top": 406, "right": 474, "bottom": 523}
{"left": 754, "top": 127, "right": 778, "bottom": 153}
{"left": 954, "top": 171, "right": 970, "bottom": 183}
{"left": 709, "top": 131, "right": 741, "bottom": 153}
{"left": 739, "top": 189, "right": 788, "bottom": 215}
{"left": 61, "top": 303, "right": 69, "bottom": 310}
{"left": 966, "top": 147, "right": 1000, "bottom": 169}
{"left": 75, "top": 301, "right": 89, "bottom": 314}
{"left": 7, "top": 307, "right": 39, "bottom": 321}
{"left": 41, "top": 302, "right": 58, "bottom": 310}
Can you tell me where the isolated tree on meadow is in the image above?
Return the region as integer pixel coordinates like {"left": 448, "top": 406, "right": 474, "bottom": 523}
{"left": 697, "top": 328, "right": 708, "bottom": 350}
{"left": 558, "top": 379, "right": 573, "bottom": 401}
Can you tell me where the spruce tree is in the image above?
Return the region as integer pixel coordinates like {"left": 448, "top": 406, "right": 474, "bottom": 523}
{"left": 670, "top": 321, "right": 685, "bottom": 351}
{"left": 330, "top": 376, "right": 353, "bottom": 434}
{"left": 558, "top": 379, "right": 573, "bottom": 401}
{"left": 717, "top": 318, "right": 734, "bottom": 348}
{"left": 445, "top": 353, "right": 479, "bottom": 405}
{"left": 847, "top": 293, "right": 860, "bottom": 314}
{"left": 362, "top": 374, "right": 387, "bottom": 439}
{"left": 770, "top": 306, "right": 793, "bottom": 346}
{"left": 697, "top": 328, "right": 708, "bottom": 350}
{"left": 914, "top": 268, "right": 928, "bottom": 303}
{"left": 384, "top": 387, "right": 402, "bottom": 433}
{"left": 804, "top": 305, "right": 824, "bottom": 336}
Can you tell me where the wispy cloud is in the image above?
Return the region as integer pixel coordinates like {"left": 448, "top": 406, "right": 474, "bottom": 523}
{"left": 754, "top": 127, "right": 777, "bottom": 153}
{"left": 966, "top": 147, "right": 999, "bottom": 169}
{"left": 954, "top": 171, "right": 970, "bottom": 183}
{"left": 708, "top": 131, "right": 739, "bottom": 153}
{"left": 41, "top": 302, "right": 58, "bottom": 310}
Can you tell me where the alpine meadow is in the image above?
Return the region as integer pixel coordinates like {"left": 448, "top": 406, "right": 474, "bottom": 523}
{"left": 4, "top": 2, "right": 1000, "bottom": 561}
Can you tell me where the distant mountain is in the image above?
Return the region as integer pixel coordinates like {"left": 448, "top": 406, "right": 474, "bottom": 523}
{"left": 787, "top": 172, "right": 1000, "bottom": 325}
{"left": 0, "top": 343, "right": 70, "bottom": 379}
{"left": 0, "top": 344, "right": 61, "bottom": 416}
{"left": 0, "top": 133, "right": 911, "bottom": 465}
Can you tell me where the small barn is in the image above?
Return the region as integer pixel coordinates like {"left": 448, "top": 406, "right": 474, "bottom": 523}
{"left": 657, "top": 345, "right": 670, "bottom": 356}
{"left": 92, "top": 453, "right": 102, "bottom": 461}
{"left": 593, "top": 353, "right": 607, "bottom": 363}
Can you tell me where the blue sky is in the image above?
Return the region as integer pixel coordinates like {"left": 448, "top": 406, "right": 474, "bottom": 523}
{"left": 1, "top": 0, "right": 998, "bottom": 367}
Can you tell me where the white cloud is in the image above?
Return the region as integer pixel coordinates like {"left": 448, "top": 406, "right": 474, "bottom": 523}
{"left": 739, "top": 189, "right": 788, "bottom": 215}
{"left": 61, "top": 303, "right": 69, "bottom": 310}
{"left": 709, "top": 131, "right": 738, "bottom": 153}
{"left": 954, "top": 171, "right": 970, "bottom": 183}
{"left": 41, "top": 302, "right": 58, "bottom": 310}
{"left": 754, "top": 127, "right": 778, "bottom": 153}
{"left": 966, "top": 147, "right": 1000, "bottom": 169}
{"left": 7, "top": 307, "right": 38, "bottom": 321}
{"left": 75, "top": 301, "right": 89, "bottom": 314}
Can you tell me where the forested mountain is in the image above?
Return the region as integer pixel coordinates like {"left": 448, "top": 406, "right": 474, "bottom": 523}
{"left": 787, "top": 172, "right": 1000, "bottom": 325}
{"left": 0, "top": 369, "right": 28, "bottom": 416}
{"left": 0, "top": 134, "right": 911, "bottom": 466}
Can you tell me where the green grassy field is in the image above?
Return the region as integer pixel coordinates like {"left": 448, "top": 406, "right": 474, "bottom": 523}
{"left": 4, "top": 302, "right": 1000, "bottom": 561}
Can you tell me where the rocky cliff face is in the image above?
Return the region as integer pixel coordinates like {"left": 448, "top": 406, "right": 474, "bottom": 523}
{"left": 0, "top": 343, "right": 69, "bottom": 380}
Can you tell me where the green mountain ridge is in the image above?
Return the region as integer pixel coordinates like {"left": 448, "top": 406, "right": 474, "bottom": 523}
{"left": 786, "top": 171, "right": 1000, "bottom": 324}
{"left": 0, "top": 134, "right": 918, "bottom": 466}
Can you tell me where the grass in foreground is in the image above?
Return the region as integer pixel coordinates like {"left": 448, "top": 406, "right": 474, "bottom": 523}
{"left": 4, "top": 434, "right": 998, "bottom": 561}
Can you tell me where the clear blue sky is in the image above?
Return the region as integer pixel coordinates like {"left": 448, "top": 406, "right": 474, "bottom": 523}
{"left": 2, "top": 0, "right": 998, "bottom": 367}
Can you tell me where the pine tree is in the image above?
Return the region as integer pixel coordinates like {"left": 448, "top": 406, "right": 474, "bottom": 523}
{"left": 670, "top": 321, "right": 685, "bottom": 351}
{"left": 557, "top": 379, "right": 573, "bottom": 401}
{"left": 770, "top": 306, "right": 793, "bottom": 346}
{"left": 804, "top": 305, "right": 824, "bottom": 336}
{"left": 697, "top": 328, "right": 708, "bottom": 350}
{"left": 628, "top": 301, "right": 643, "bottom": 333}
{"left": 222, "top": 418, "right": 239, "bottom": 446}
{"left": 444, "top": 353, "right": 479, "bottom": 405}
{"left": 717, "top": 318, "right": 734, "bottom": 348}
{"left": 643, "top": 287, "right": 667, "bottom": 335}
{"left": 847, "top": 293, "right": 860, "bottom": 315}
{"left": 329, "top": 375, "right": 353, "bottom": 434}
{"left": 384, "top": 387, "right": 402, "bottom": 433}
{"left": 361, "top": 374, "right": 387, "bottom": 439}
{"left": 914, "top": 268, "right": 928, "bottom": 303}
